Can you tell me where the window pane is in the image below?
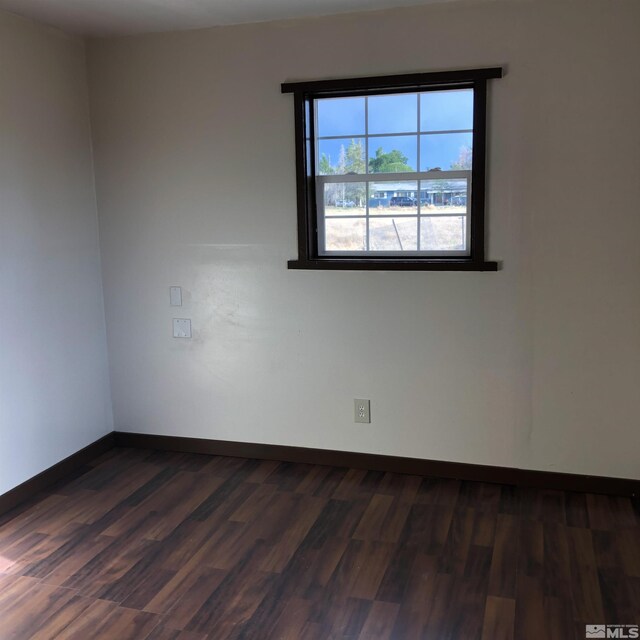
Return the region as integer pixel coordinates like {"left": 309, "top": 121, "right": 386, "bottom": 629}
{"left": 323, "top": 182, "right": 367, "bottom": 215}
{"left": 420, "top": 133, "right": 473, "bottom": 171}
{"left": 368, "top": 180, "right": 417, "bottom": 214}
{"left": 419, "top": 179, "right": 468, "bottom": 212}
{"left": 316, "top": 97, "right": 365, "bottom": 137}
{"left": 318, "top": 138, "right": 365, "bottom": 175}
{"left": 368, "top": 93, "right": 417, "bottom": 134}
{"left": 420, "top": 89, "right": 473, "bottom": 132}
{"left": 420, "top": 216, "right": 467, "bottom": 252}
{"left": 370, "top": 218, "right": 418, "bottom": 251}
{"left": 368, "top": 136, "right": 417, "bottom": 173}
{"left": 324, "top": 218, "right": 366, "bottom": 252}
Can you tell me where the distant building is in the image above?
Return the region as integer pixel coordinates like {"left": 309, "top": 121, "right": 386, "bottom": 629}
{"left": 368, "top": 181, "right": 467, "bottom": 207}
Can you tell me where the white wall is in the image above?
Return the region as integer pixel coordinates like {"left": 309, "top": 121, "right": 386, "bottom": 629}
{"left": 87, "top": 0, "right": 640, "bottom": 479}
{"left": 0, "top": 11, "right": 113, "bottom": 494}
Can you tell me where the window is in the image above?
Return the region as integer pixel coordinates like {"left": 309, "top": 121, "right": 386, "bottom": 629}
{"left": 282, "top": 68, "right": 502, "bottom": 270}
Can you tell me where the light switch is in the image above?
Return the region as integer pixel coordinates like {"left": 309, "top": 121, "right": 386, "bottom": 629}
{"left": 173, "top": 318, "right": 191, "bottom": 338}
{"left": 170, "top": 286, "right": 182, "bottom": 307}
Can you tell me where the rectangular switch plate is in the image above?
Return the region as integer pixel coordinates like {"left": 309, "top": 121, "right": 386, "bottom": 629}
{"left": 173, "top": 318, "right": 191, "bottom": 338}
{"left": 354, "top": 399, "right": 371, "bottom": 423}
{"left": 170, "top": 286, "right": 182, "bottom": 307}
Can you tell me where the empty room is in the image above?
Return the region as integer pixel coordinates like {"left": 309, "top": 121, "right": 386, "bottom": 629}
{"left": 0, "top": 0, "right": 639, "bottom": 638}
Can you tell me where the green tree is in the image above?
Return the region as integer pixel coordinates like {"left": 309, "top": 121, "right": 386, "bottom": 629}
{"left": 344, "top": 139, "right": 366, "bottom": 206}
{"left": 319, "top": 153, "right": 334, "bottom": 176}
{"left": 321, "top": 140, "right": 367, "bottom": 207}
{"left": 345, "top": 139, "right": 366, "bottom": 174}
{"left": 450, "top": 145, "right": 473, "bottom": 170}
{"left": 369, "top": 148, "right": 413, "bottom": 173}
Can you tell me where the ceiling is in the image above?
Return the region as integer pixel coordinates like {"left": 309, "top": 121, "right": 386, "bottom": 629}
{"left": 0, "top": 0, "right": 465, "bottom": 37}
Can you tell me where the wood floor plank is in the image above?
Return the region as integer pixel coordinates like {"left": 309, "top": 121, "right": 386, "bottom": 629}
{"left": 29, "top": 594, "right": 96, "bottom": 640}
{"left": 185, "top": 541, "right": 274, "bottom": 636}
{"left": 264, "top": 597, "right": 313, "bottom": 640}
{"left": 587, "top": 494, "right": 638, "bottom": 531}
{"left": 471, "top": 510, "right": 497, "bottom": 548}
{"left": 438, "top": 506, "right": 475, "bottom": 575}
{"left": 517, "top": 519, "right": 543, "bottom": 581}
{"left": 161, "top": 567, "right": 227, "bottom": 630}
{"left": 421, "top": 572, "right": 456, "bottom": 638}
{"left": 565, "top": 492, "right": 590, "bottom": 528}
{"left": 310, "top": 467, "right": 349, "bottom": 498}
{"left": 465, "top": 543, "right": 493, "bottom": 580}
{"left": 352, "top": 493, "right": 394, "bottom": 541}
{"left": 399, "top": 503, "right": 453, "bottom": 554}
{"left": 56, "top": 601, "right": 160, "bottom": 640}
{"left": 357, "top": 600, "right": 399, "bottom": 640}
{"left": 544, "top": 595, "right": 575, "bottom": 640}
{"left": 0, "top": 494, "right": 68, "bottom": 546}
{"left": 457, "top": 481, "right": 501, "bottom": 514}
{"left": 28, "top": 530, "right": 116, "bottom": 584}
{"left": 415, "top": 477, "right": 461, "bottom": 506}
{"left": 567, "top": 527, "right": 605, "bottom": 622}
{"left": 0, "top": 581, "right": 80, "bottom": 639}
{"left": 244, "top": 459, "right": 281, "bottom": 484}
{"left": 350, "top": 541, "right": 395, "bottom": 601}
{"left": 145, "top": 625, "right": 209, "bottom": 640}
{"left": 481, "top": 595, "right": 515, "bottom": 640}
{"left": 514, "top": 574, "right": 546, "bottom": 640}
{"left": 389, "top": 558, "right": 438, "bottom": 638}
{"left": 259, "top": 495, "right": 326, "bottom": 573}
{"left": 331, "top": 469, "right": 369, "bottom": 501}
{"left": 543, "top": 522, "right": 572, "bottom": 597}
{"left": 487, "top": 514, "right": 519, "bottom": 598}
{"left": 263, "top": 461, "right": 316, "bottom": 492}
{"left": 446, "top": 575, "right": 487, "bottom": 639}
{"left": 375, "top": 543, "right": 418, "bottom": 604}
{"left": 323, "top": 596, "right": 371, "bottom": 639}
{"left": 294, "top": 465, "right": 333, "bottom": 496}
{"left": 63, "top": 533, "right": 158, "bottom": 595}
{"left": 0, "top": 573, "right": 42, "bottom": 611}
{"left": 376, "top": 472, "right": 422, "bottom": 503}
{"left": 0, "top": 447, "right": 638, "bottom": 639}
{"left": 617, "top": 529, "right": 640, "bottom": 577}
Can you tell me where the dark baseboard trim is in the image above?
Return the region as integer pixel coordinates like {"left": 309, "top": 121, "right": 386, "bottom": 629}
{"left": 1, "top": 430, "right": 635, "bottom": 519}
{"left": 0, "top": 433, "right": 115, "bottom": 518}
{"left": 114, "top": 432, "right": 638, "bottom": 497}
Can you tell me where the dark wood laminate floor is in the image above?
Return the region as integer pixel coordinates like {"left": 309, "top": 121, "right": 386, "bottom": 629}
{"left": 0, "top": 448, "right": 638, "bottom": 639}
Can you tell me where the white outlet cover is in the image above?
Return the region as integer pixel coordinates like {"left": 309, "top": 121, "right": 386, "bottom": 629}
{"left": 170, "top": 286, "right": 182, "bottom": 306}
{"left": 173, "top": 318, "right": 191, "bottom": 338}
{"left": 354, "top": 399, "right": 371, "bottom": 423}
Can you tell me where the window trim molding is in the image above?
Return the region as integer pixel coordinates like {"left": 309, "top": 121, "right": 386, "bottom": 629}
{"left": 283, "top": 67, "right": 503, "bottom": 271}
{"left": 281, "top": 67, "right": 503, "bottom": 95}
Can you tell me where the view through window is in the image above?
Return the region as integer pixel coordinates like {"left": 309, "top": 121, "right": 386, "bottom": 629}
{"left": 316, "top": 89, "right": 473, "bottom": 256}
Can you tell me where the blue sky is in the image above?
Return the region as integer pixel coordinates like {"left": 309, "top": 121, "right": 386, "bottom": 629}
{"left": 316, "top": 89, "right": 473, "bottom": 173}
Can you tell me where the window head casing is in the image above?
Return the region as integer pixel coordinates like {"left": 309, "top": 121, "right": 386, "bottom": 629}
{"left": 283, "top": 67, "right": 502, "bottom": 271}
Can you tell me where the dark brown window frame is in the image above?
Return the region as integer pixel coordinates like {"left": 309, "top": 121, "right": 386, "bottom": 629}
{"left": 282, "top": 67, "right": 503, "bottom": 271}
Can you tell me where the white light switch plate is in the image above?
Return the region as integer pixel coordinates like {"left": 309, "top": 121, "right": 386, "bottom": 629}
{"left": 173, "top": 318, "right": 191, "bottom": 338}
{"left": 170, "top": 286, "right": 182, "bottom": 307}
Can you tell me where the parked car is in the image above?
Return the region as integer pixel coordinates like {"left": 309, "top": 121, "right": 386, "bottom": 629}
{"left": 389, "top": 196, "right": 416, "bottom": 207}
{"left": 335, "top": 200, "right": 356, "bottom": 208}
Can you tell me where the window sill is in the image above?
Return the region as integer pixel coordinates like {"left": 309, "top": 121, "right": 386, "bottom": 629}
{"left": 288, "top": 259, "right": 499, "bottom": 271}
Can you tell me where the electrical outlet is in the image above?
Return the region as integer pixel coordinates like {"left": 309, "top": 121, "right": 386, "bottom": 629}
{"left": 172, "top": 318, "right": 191, "bottom": 338}
{"left": 354, "top": 399, "right": 371, "bottom": 424}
